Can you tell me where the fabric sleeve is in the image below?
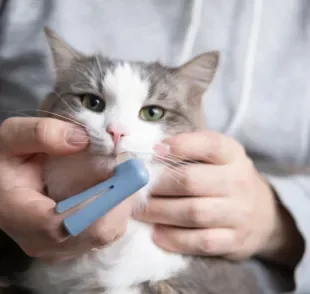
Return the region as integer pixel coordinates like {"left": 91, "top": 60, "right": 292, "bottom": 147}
{"left": 263, "top": 171, "right": 310, "bottom": 293}
{"left": 0, "top": 0, "right": 54, "bottom": 122}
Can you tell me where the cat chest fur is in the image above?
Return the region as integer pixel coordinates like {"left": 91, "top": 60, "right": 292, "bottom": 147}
{"left": 25, "top": 222, "right": 188, "bottom": 293}
{"left": 23, "top": 155, "right": 188, "bottom": 294}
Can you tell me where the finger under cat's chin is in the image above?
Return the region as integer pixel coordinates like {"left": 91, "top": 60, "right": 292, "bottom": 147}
{"left": 153, "top": 143, "right": 170, "bottom": 156}
{"left": 152, "top": 226, "right": 235, "bottom": 256}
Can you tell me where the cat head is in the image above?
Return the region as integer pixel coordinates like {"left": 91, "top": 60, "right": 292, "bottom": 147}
{"left": 41, "top": 28, "right": 219, "bottom": 161}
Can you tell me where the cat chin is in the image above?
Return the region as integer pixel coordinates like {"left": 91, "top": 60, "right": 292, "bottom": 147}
{"left": 23, "top": 218, "right": 188, "bottom": 294}
{"left": 43, "top": 150, "right": 161, "bottom": 204}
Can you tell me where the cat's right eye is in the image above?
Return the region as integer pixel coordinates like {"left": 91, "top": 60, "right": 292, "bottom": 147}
{"left": 79, "top": 94, "right": 105, "bottom": 112}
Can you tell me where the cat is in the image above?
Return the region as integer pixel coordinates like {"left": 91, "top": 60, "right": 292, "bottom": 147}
{"left": 0, "top": 28, "right": 261, "bottom": 294}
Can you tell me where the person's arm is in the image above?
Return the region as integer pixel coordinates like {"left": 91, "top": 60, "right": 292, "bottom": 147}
{"left": 0, "top": 0, "right": 53, "bottom": 251}
{"left": 134, "top": 131, "right": 309, "bottom": 293}
{"left": 260, "top": 171, "right": 310, "bottom": 293}
{"left": 0, "top": 0, "right": 53, "bottom": 122}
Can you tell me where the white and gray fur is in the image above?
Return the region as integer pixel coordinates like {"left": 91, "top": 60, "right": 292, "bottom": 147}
{"left": 0, "top": 29, "right": 261, "bottom": 294}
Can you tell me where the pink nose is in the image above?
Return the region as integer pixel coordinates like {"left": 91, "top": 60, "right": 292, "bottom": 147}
{"left": 106, "top": 123, "right": 127, "bottom": 145}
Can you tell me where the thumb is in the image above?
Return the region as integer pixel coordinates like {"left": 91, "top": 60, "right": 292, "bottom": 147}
{"left": 0, "top": 117, "right": 88, "bottom": 156}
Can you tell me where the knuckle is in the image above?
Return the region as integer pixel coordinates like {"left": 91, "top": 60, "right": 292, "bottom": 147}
{"left": 23, "top": 246, "right": 42, "bottom": 258}
{"left": 244, "top": 157, "right": 255, "bottom": 171}
{"left": 241, "top": 201, "right": 253, "bottom": 218}
{"left": 34, "top": 118, "right": 65, "bottom": 148}
{"left": 187, "top": 202, "right": 205, "bottom": 226}
{"left": 226, "top": 135, "right": 246, "bottom": 158}
{"left": 231, "top": 167, "right": 252, "bottom": 193}
{"left": 201, "top": 131, "right": 223, "bottom": 160}
{"left": 33, "top": 119, "right": 49, "bottom": 146}
{"left": 182, "top": 167, "right": 198, "bottom": 195}
{"left": 114, "top": 228, "right": 126, "bottom": 241}
{"left": 228, "top": 236, "right": 250, "bottom": 260}
{"left": 40, "top": 220, "right": 63, "bottom": 244}
{"left": 235, "top": 207, "right": 251, "bottom": 225}
{"left": 0, "top": 118, "right": 16, "bottom": 152}
{"left": 234, "top": 230, "right": 247, "bottom": 248}
{"left": 233, "top": 175, "right": 249, "bottom": 192}
{"left": 199, "top": 232, "right": 216, "bottom": 254}
{"left": 225, "top": 251, "right": 244, "bottom": 261}
{"left": 235, "top": 141, "right": 246, "bottom": 156}
{"left": 95, "top": 234, "right": 113, "bottom": 246}
{"left": 47, "top": 230, "right": 63, "bottom": 244}
{"left": 92, "top": 227, "right": 118, "bottom": 246}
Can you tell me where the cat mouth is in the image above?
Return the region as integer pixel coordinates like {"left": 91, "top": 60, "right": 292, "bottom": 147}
{"left": 87, "top": 140, "right": 156, "bottom": 163}
{"left": 87, "top": 145, "right": 137, "bottom": 160}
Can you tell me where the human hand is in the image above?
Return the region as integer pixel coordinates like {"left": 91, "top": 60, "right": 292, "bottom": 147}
{"left": 135, "top": 131, "right": 303, "bottom": 266}
{"left": 0, "top": 117, "right": 134, "bottom": 263}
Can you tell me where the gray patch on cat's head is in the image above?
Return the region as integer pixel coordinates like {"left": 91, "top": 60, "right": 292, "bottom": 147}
{"left": 41, "top": 28, "right": 219, "bottom": 155}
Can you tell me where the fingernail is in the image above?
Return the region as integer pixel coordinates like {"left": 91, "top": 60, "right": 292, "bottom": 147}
{"left": 66, "top": 126, "right": 89, "bottom": 146}
{"left": 153, "top": 143, "right": 170, "bottom": 156}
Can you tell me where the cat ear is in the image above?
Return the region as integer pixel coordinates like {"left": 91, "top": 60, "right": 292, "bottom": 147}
{"left": 44, "top": 27, "right": 84, "bottom": 72}
{"left": 174, "top": 51, "right": 219, "bottom": 96}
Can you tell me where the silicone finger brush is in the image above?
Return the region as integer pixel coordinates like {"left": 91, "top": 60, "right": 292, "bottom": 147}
{"left": 55, "top": 153, "right": 150, "bottom": 236}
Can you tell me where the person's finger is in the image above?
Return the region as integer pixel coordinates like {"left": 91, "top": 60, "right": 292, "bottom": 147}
{"left": 153, "top": 226, "right": 235, "bottom": 256}
{"left": 163, "top": 131, "right": 245, "bottom": 165}
{"left": 84, "top": 194, "right": 136, "bottom": 247}
{"left": 1, "top": 187, "right": 132, "bottom": 258}
{"left": 135, "top": 197, "right": 235, "bottom": 228}
{"left": 0, "top": 117, "right": 88, "bottom": 156}
{"left": 37, "top": 228, "right": 101, "bottom": 260}
{"left": 152, "top": 164, "right": 229, "bottom": 196}
{"left": 42, "top": 243, "right": 105, "bottom": 263}
{"left": 0, "top": 187, "right": 68, "bottom": 246}
{"left": 41, "top": 249, "right": 86, "bottom": 264}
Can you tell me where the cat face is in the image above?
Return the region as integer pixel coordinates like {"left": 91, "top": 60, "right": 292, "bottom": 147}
{"left": 41, "top": 28, "right": 219, "bottom": 162}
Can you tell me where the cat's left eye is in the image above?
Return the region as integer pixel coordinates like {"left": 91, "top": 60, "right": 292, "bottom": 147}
{"left": 80, "top": 94, "right": 105, "bottom": 112}
{"left": 139, "top": 105, "right": 165, "bottom": 122}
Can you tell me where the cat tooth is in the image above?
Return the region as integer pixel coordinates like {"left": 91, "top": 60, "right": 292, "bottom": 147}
{"left": 116, "top": 152, "right": 133, "bottom": 165}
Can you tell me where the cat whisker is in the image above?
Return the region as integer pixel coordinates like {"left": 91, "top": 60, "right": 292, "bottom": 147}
{"left": 95, "top": 55, "right": 104, "bottom": 78}
{"left": 163, "top": 145, "right": 218, "bottom": 165}
{"left": 152, "top": 158, "right": 187, "bottom": 189}
{"left": 0, "top": 113, "right": 89, "bottom": 153}
{"left": 0, "top": 110, "right": 38, "bottom": 118}
{"left": 1, "top": 109, "right": 104, "bottom": 143}
{"left": 154, "top": 154, "right": 211, "bottom": 190}
{"left": 52, "top": 91, "right": 78, "bottom": 114}
{"left": 153, "top": 156, "right": 180, "bottom": 169}
{"left": 155, "top": 159, "right": 207, "bottom": 192}
{"left": 130, "top": 149, "right": 202, "bottom": 166}
{"left": 164, "top": 154, "right": 204, "bottom": 165}
{"left": 30, "top": 109, "right": 89, "bottom": 129}
{"left": 156, "top": 155, "right": 181, "bottom": 166}
{"left": 124, "top": 142, "right": 217, "bottom": 165}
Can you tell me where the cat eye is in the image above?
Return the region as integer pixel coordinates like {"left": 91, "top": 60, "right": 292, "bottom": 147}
{"left": 139, "top": 105, "right": 165, "bottom": 122}
{"left": 80, "top": 94, "right": 105, "bottom": 112}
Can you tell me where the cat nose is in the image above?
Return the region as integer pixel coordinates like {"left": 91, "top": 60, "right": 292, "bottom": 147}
{"left": 106, "top": 123, "right": 128, "bottom": 145}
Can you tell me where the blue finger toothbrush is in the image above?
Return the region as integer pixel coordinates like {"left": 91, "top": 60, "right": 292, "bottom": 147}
{"left": 55, "top": 153, "right": 150, "bottom": 236}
